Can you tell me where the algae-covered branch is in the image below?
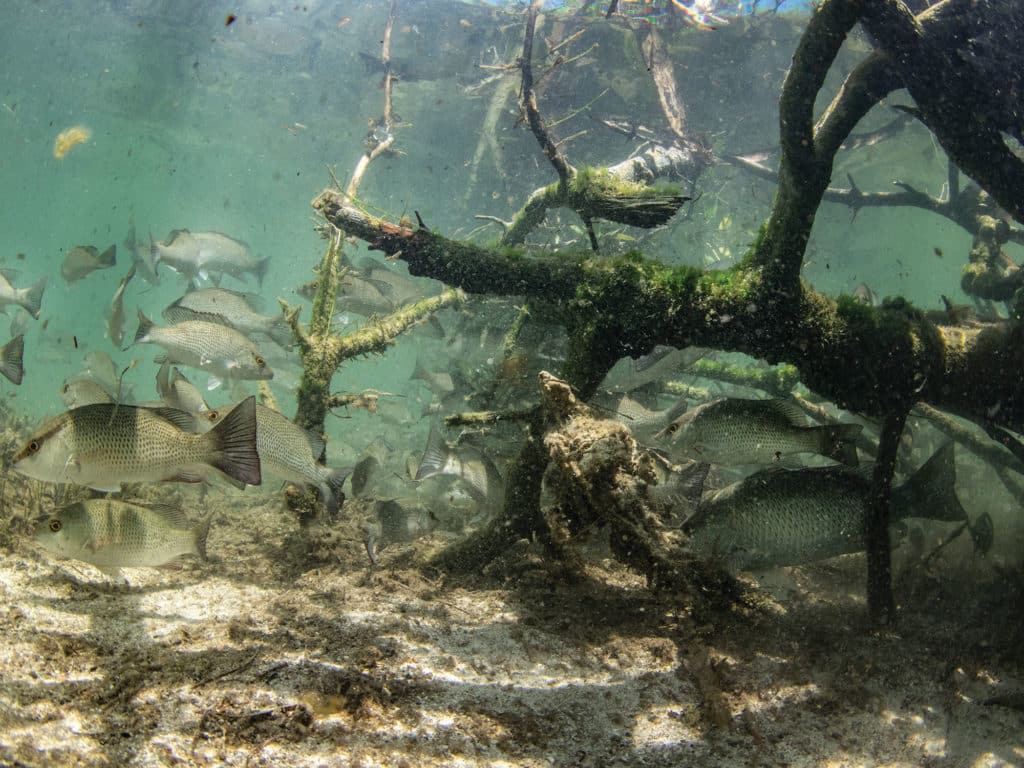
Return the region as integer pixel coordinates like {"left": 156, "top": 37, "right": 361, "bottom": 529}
{"left": 316, "top": 193, "right": 1024, "bottom": 433}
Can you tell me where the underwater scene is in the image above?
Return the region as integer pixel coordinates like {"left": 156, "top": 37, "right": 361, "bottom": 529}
{"left": 0, "top": 0, "right": 1022, "bottom": 765}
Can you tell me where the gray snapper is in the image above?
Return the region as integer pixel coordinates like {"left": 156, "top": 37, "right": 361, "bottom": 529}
{"left": 62, "top": 244, "right": 116, "bottom": 283}
{"left": 600, "top": 393, "right": 688, "bottom": 443}
{"left": 151, "top": 229, "right": 268, "bottom": 287}
{"left": 35, "top": 499, "right": 210, "bottom": 572}
{"left": 61, "top": 378, "right": 115, "bottom": 409}
{"left": 185, "top": 401, "right": 350, "bottom": 514}
{"left": 657, "top": 397, "right": 862, "bottom": 467}
{"left": 363, "top": 498, "right": 439, "bottom": 565}
{"left": 13, "top": 396, "right": 261, "bottom": 491}
{"left": 132, "top": 310, "right": 273, "bottom": 387}
{"left": 683, "top": 443, "right": 992, "bottom": 570}
{"left": 107, "top": 263, "right": 137, "bottom": 347}
{"left": 414, "top": 425, "right": 504, "bottom": 508}
{"left": 0, "top": 270, "right": 46, "bottom": 319}
{"left": 163, "top": 287, "right": 292, "bottom": 348}
{"left": 124, "top": 218, "right": 159, "bottom": 284}
{"left": 249, "top": 404, "right": 349, "bottom": 515}
{"left": 156, "top": 364, "right": 211, "bottom": 414}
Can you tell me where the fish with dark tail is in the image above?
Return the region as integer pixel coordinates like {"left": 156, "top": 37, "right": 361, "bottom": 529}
{"left": 683, "top": 443, "right": 992, "bottom": 571}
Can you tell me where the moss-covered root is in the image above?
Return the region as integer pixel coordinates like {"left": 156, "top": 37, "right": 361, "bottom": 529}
{"left": 961, "top": 214, "right": 1022, "bottom": 302}
{"left": 537, "top": 372, "right": 758, "bottom": 607}
{"left": 286, "top": 288, "right": 464, "bottom": 433}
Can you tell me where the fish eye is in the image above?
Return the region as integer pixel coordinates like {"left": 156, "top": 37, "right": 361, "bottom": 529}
{"left": 48, "top": 519, "right": 62, "bottom": 533}
{"left": 27, "top": 440, "right": 40, "bottom": 453}
{"left": 255, "top": 356, "right": 265, "bottom": 368}
{"left": 666, "top": 424, "right": 678, "bottom": 435}
{"left": 206, "top": 410, "right": 219, "bottom": 421}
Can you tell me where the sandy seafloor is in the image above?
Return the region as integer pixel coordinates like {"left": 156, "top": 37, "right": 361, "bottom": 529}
{"left": 0, "top": 483, "right": 1021, "bottom": 768}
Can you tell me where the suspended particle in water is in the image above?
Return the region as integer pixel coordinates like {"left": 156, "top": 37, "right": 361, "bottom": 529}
{"left": 225, "top": 14, "right": 237, "bottom": 26}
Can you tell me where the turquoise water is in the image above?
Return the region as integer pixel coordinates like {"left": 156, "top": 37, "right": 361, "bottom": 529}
{"left": 0, "top": 0, "right": 1016, "bottom": 544}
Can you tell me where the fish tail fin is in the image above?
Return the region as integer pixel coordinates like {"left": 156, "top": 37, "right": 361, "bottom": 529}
{"left": 193, "top": 513, "right": 213, "bottom": 561}
{"left": 321, "top": 466, "right": 352, "bottom": 516}
{"left": 99, "top": 244, "right": 117, "bottom": 267}
{"left": 0, "top": 334, "right": 24, "bottom": 385}
{"left": 22, "top": 276, "right": 46, "bottom": 319}
{"left": 678, "top": 460, "right": 709, "bottom": 507}
{"left": 268, "top": 316, "right": 293, "bottom": 348}
{"left": 969, "top": 511, "right": 994, "bottom": 555}
{"left": 410, "top": 357, "right": 429, "bottom": 383}
{"left": 125, "top": 217, "right": 136, "bottom": 250}
{"left": 818, "top": 423, "right": 862, "bottom": 467}
{"left": 205, "top": 395, "right": 261, "bottom": 486}
{"left": 255, "top": 256, "right": 270, "bottom": 288}
{"left": 132, "top": 308, "right": 155, "bottom": 346}
{"left": 895, "top": 442, "right": 966, "bottom": 523}
{"left": 149, "top": 233, "right": 161, "bottom": 271}
{"left": 414, "top": 424, "right": 450, "bottom": 481}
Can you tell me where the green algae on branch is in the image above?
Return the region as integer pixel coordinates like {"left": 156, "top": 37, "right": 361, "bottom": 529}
{"left": 566, "top": 167, "right": 688, "bottom": 229}
{"left": 315, "top": 192, "right": 1024, "bottom": 431}
{"left": 687, "top": 359, "right": 800, "bottom": 398}
{"left": 499, "top": 167, "right": 689, "bottom": 248}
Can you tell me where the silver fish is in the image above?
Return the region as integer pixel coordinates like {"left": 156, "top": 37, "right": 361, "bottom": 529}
{"left": 151, "top": 229, "right": 268, "bottom": 286}
{"left": 61, "top": 378, "right": 116, "bottom": 409}
{"left": 410, "top": 358, "right": 454, "bottom": 395}
{"left": 0, "top": 270, "right": 46, "bottom": 319}
{"left": 0, "top": 334, "right": 24, "bottom": 385}
{"left": 156, "top": 363, "right": 210, "bottom": 414}
{"left": 684, "top": 443, "right": 990, "bottom": 570}
{"left": 363, "top": 498, "right": 438, "bottom": 564}
{"left": 124, "top": 217, "right": 159, "bottom": 284}
{"left": 172, "top": 399, "right": 349, "bottom": 513}
{"left": 13, "top": 396, "right": 261, "bottom": 491}
{"left": 657, "top": 397, "right": 862, "bottom": 467}
{"left": 350, "top": 438, "right": 393, "bottom": 498}
{"left": 132, "top": 310, "right": 273, "bottom": 386}
{"left": 852, "top": 282, "right": 879, "bottom": 307}
{"left": 61, "top": 244, "right": 116, "bottom": 283}
{"left": 34, "top": 499, "right": 211, "bottom": 572}
{"left": 108, "top": 264, "right": 137, "bottom": 347}
{"left": 163, "top": 288, "right": 291, "bottom": 348}
{"left": 248, "top": 404, "right": 350, "bottom": 514}
{"left": 600, "top": 346, "right": 704, "bottom": 394}
{"left": 414, "top": 425, "right": 504, "bottom": 507}
{"left": 602, "top": 393, "right": 688, "bottom": 442}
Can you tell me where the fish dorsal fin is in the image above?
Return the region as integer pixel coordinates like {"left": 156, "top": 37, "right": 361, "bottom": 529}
{"left": 764, "top": 398, "right": 807, "bottom": 426}
{"left": 166, "top": 229, "right": 189, "bottom": 244}
{"left": 0, "top": 268, "right": 18, "bottom": 285}
{"left": 148, "top": 406, "right": 201, "bottom": 433}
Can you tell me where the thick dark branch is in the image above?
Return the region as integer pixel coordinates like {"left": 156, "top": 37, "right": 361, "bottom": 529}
{"left": 861, "top": 0, "right": 1024, "bottom": 222}
{"left": 318, "top": 194, "right": 1024, "bottom": 434}
{"left": 753, "top": 0, "right": 869, "bottom": 295}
